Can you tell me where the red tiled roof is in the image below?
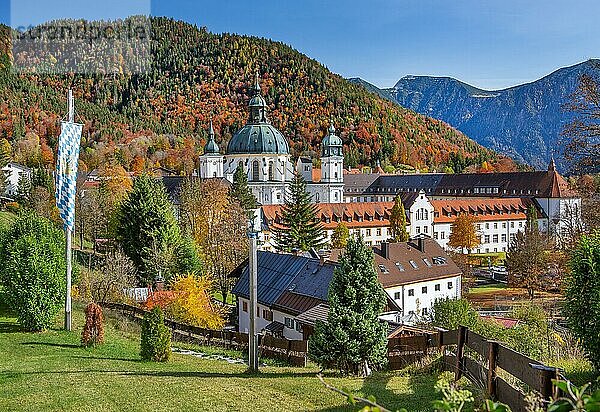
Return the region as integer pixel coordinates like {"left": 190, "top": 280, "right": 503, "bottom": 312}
{"left": 262, "top": 202, "right": 395, "bottom": 230}
{"left": 431, "top": 198, "right": 543, "bottom": 224}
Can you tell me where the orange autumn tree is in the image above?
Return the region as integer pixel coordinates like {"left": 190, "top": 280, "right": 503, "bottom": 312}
{"left": 448, "top": 214, "right": 480, "bottom": 254}
{"left": 146, "top": 274, "right": 225, "bottom": 330}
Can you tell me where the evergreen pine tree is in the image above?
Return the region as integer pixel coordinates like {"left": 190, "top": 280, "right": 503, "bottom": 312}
{"left": 116, "top": 175, "right": 182, "bottom": 284}
{"left": 15, "top": 172, "right": 32, "bottom": 205}
{"left": 389, "top": 195, "right": 409, "bottom": 242}
{"left": 309, "top": 236, "right": 388, "bottom": 375}
{"left": 229, "top": 163, "right": 258, "bottom": 219}
{"left": 273, "top": 172, "right": 324, "bottom": 252}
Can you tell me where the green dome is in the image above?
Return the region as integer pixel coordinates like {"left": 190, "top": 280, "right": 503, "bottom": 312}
{"left": 227, "top": 124, "right": 289, "bottom": 155}
{"left": 226, "top": 71, "right": 290, "bottom": 155}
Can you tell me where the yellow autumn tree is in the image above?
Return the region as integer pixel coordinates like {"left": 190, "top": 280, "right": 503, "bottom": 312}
{"left": 448, "top": 214, "right": 480, "bottom": 253}
{"left": 179, "top": 178, "right": 248, "bottom": 303}
{"left": 168, "top": 274, "right": 225, "bottom": 330}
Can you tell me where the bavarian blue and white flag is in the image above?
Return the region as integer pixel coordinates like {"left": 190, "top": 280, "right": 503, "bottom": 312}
{"left": 55, "top": 121, "right": 83, "bottom": 231}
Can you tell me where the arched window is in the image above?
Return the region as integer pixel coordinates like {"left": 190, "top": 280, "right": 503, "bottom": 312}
{"left": 252, "top": 160, "right": 260, "bottom": 181}
{"left": 268, "top": 161, "right": 274, "bottom": 181}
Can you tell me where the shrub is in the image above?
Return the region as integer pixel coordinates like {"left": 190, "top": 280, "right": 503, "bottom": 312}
{"left": 81, "top": 302, "right": 104, "bottom": 347}
{"left": 564, "top": 233, "right": 600, "bottom": 370}
{"left": 0, "top": 213, "right": 68, "bottom": 331}
{"left": 140, "top": 306, "right": 171, "bottom": 362}
{"left": 431, "top": 298, "right": 479, "bottom": 330}
{"left": 77, "top": 249, "right": 136, "bottom": 303}
{"left": 4, "top": 202, "right": 19, "bottom": 214}
{"left": 165, "top": 274, "right": 225, "bottom": 329}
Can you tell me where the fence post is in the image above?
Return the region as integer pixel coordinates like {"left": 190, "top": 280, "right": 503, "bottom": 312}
{"left": 536, "top": 365, "right": 559, "bottom": 404}
{"left": 486, "top": 341, "right": 499, "bottom": 399}
{"left": 455, "top": 326, "right": 467, "bottom": 381}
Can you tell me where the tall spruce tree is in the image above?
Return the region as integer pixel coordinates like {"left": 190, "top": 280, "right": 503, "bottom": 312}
{"left": 229, "top": 163, "right": 258, "bottom": 219}
{"left": 116, "top": 175, "right": 184, "bottom": 284}
{"left": 309, "top": 236, "right": 388, "bottom": 375}
{"left": 273, "top": 172, "right": 324, "bottom": 252}
{"left": 389, "top": 195, "right": 409, "bottom": 242}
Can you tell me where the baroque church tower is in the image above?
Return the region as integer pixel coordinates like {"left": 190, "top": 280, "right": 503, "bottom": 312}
{"left": 199, "top": 120, "right": 224, "bottom": 179}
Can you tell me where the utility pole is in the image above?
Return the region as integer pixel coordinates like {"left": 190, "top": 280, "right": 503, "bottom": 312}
{"left": 248, "top": 230, "right": 259, "bottom": 372}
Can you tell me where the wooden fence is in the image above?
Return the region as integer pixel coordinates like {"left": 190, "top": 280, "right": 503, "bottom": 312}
{"left": 103, "top": 302, "right": 308, "bottom": 367}
{"left": 388, "top": 326, "right": 559, "bottom": 411}
{"left": 105, "top": 302, "right": 558, "bottom": 410}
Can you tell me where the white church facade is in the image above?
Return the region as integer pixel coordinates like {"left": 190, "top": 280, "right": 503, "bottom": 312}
{"left": 199, "top": 73, "right": 344, "bottom": 205}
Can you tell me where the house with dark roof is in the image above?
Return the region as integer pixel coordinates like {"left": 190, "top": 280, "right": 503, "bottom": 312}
{"left": 330, "top": 238, "right": 462, "bottom": 318}
{"left": 231, "top": 251, "right": 337, "bottom": 340}
{"left": 342, "top": 160, "right": 580, "bottom": 241}
{"left": 231, "top": 241, "right": 461, "bottom": 339}
{"left": 231, "top": 251, "right": 402, "bottom": 340}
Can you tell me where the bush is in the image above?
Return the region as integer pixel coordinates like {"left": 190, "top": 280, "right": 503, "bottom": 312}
{"left": 0, "top": 213, "right": 68, "bottom": 331}
{"left": 146, "top": 274, "right": 224, "bottom": 329}
{"left": 564, "top": 233, "right": 600, "bottom": 370}
{"left": 430, "top": 298, "right": 479, "bottom": 330}
{"left": 81, "top": 302, "right": 104, "bottom": 347}
{"left": 140, "top": 306, "right": 171, "bottom": 362}
{"left": 4, "top": 202, "right": 19, "bottom": 214}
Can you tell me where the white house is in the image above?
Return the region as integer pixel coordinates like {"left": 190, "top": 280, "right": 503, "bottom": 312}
{"left": 1, "top": 162, "right": 31, "bottom": 197}
{"left": 331, "top": 238, "right": 462, "bottom": 318}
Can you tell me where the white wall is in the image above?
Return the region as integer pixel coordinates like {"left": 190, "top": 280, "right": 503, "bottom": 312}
{"left": 385, "top": 275, "right": 462, "bottom": 316}
{"left": 237, "top": 297, "right": 304, "bottom": 340}
{"left": 2, "top": 163, "right": 30, "bottom": 196}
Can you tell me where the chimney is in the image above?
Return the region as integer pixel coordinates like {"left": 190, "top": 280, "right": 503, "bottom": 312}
{"left": 416, "top": 237, "right": 425, "bottom": 253}
{"left": 380, "top": 241, "right": 390, "bottom": 259}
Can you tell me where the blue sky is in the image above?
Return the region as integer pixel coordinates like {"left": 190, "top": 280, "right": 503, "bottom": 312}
{"left": 2, "top": 0, "right": 599, "bottom": 89}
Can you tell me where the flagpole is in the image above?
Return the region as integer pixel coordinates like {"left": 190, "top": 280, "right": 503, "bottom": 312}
{"left": 64, "top": 89, "right": 74, "bottom": 332}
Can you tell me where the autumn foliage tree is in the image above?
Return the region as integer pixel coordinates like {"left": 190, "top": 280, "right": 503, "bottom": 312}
{"left": 506, "top": 207, "right": 551, "bottom": 300}
{"left": 169, "top": 274, "right": 224, "bottom": 329}
{"left": 179, "top": 177, "right": 247, "bottom": 303}
{"left": 389, "top": 195, "right": 409, "bottom": 242}
{"left": 448, "top": 214, "right": 480, "bottom": 253}
{"left": 331, "top": 222, "right": 349, "bottom": 249}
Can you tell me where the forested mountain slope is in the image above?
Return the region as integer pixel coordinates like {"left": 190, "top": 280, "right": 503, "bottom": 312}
{"left": 0, "top": 18, "right": 499, "bottom": 174}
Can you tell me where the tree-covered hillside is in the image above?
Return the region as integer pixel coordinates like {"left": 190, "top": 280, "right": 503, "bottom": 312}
{"left": 0, "top": 18, "right": 498, "bottom": 174}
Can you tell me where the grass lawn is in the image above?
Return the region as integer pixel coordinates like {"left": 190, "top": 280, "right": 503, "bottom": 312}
{"left": 0, "top": 305, "right": 448, "bottom": 412}
{"left": 467, "top": 283, "right": 508, "bottom": 295}
{"left": 0, "top": 210, "right": 16, "bottom": 229}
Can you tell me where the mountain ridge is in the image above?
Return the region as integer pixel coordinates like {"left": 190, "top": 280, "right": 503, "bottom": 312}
{"left": 350, "top": 59, "right": 600, "bottom": 171}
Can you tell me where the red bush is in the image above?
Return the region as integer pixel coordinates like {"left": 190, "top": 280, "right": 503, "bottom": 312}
{"left": 81, "top": 302, "right": 104, "bottom": 347}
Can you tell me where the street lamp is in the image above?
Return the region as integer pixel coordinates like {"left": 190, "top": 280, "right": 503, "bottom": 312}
{"left": 247, "top": 211, "right": 259, "bottom": 372}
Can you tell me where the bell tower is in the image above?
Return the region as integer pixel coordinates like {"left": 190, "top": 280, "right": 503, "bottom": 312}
{"left": 199, "top": 120, "right": 224, "bottom": 178}
{"left": 321, "top": 120, "right": 343, "bottom": 184}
